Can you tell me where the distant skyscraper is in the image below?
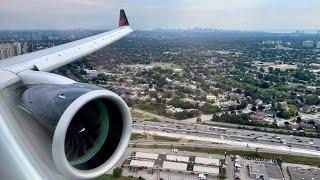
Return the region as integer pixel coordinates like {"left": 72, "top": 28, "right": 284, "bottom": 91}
{"left": 0, "top": 42, "right": 22, "bottom": 60}
{"left": 302, "top": 40, "right": 314, "bottom": 48}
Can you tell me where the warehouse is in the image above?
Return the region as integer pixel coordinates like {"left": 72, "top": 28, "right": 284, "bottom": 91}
{"left": 193, "top": 165, "right": 219, "bottom": 175}
{"left": 135, "top": 152, "right": 159, "bottom": 160}
{"left": 130, "top": 160, "right": 155, "bottom": 168}
{"left": 166, "top": 155, "right": 189, "bottom": 162}
{"left": 162, "top": 161, "right": 188, "bottom": 172}
{"left": 195, "top": 157, "right": 220, "bottom": 166}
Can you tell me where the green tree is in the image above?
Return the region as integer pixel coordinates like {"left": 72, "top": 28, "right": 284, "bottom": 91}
{"left": 201, "top": 103, "right": 221, "bottom": 114}
{"left": 315, "top": 124, "right": 320, "bottom": 133}
{"left": 196, "top": 117, "right": 201, "bottom": 124}
{"left": 112, "top": 167, "right": 123, "bottom": 178}
{"left": 305, "top": 94, "right": 319, "bottom": 105}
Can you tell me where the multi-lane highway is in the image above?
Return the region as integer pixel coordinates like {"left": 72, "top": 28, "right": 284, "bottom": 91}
{"left": 132, "top": 120, "right": 320, "bottom": 157}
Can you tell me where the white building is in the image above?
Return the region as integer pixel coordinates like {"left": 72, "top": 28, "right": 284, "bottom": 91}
{"left": 0, "top": 42, "right": 22, "bottom": 60}
{"left": 135, "top": 152, "right": 159, "bottom": 160}
{"left": 193, "top": 165, "right": 219, "bottom": 175}
{"left": 130, "top": 160, "right": 155, "bottom": 168}
{"left": 166, "top": 155, "right": 189, "bottom": 162}
{"left": 84, "top": 69, "right": 98, "bottom": 78}
{"left": 195, "top": 157, "right": 220, "bottom": 166}
{"left": 162, "top": 161, "right": 187, "bottom": 172}
{"left": 303, "top": 40, "right": 314, "bottom": 47}
{"left": 317, "top": 41, "right": 320, "bottom": 49}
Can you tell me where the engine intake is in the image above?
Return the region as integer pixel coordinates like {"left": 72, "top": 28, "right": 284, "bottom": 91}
{"left": 21, "top": 83, "right": 131, "bottom": 179}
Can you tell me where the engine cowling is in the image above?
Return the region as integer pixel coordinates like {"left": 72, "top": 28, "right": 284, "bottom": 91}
{"left": 20, "top": 82, "right": 132, "bottom": 179}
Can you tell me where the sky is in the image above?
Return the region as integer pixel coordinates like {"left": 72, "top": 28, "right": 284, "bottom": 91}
{"left": 0, "top": 0, "right": 320, "bottom": 31}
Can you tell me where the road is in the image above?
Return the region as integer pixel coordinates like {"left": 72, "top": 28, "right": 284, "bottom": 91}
{"left": 132, "top": 120, "right": 320, "bottom": 158}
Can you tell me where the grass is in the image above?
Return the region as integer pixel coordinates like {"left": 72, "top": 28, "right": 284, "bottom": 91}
{"left": 152, "top": 135, "right": 181, "bottom": 142}
{"left": 132, "top": 144, "right": 320, "bottom": 167}
{"left": 131, "top": 111, "right": 154, "bottom": 121}
{"left": 96, "top": 174, "right": 135, "bottom": 180}
{"left": 130, "top": 133, "right": 147, "bottom": 140}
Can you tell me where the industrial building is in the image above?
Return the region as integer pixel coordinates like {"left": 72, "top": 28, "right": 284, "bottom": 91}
{"left": 195, "top": 157, "right": 220, "bottom": 166}
{"left": 287, "top": 166, "right": 320, "bottom": 180}
{"left": 129, "top": 160, "right": 155, "bottom": 168}
{"left": 248, "top": 161, "right": 283, "bottom": 180}
{"left": 166, "top": 155, "right": 189, "bottom": 163}
{"left": 122, "top": 151, "right": 221, "bottom": 177}
{"left": 162, "top": 161, "right": 188, "bottom": 172}
{"left": 134, "top": 152, "right": 159, "bottom": 160}
{"left": 193, "top": 165, "right": 219, "bottom": 175}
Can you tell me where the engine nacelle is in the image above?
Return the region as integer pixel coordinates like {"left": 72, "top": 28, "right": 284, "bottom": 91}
{"left": 20, "top": 82, "right": 131, "bottom": 179}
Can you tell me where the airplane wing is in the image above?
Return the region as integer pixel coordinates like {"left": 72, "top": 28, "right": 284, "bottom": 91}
{"left": 0, "top": 9, "right": 133, "bottom": 179}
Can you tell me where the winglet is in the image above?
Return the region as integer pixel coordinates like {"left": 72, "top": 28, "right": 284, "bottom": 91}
{"left": 119, "top": 9, "right": 129, "bottom": 27}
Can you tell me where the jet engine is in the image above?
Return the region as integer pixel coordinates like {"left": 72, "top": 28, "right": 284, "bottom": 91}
{"left": 18, "top": 71, "right": 132, "bottom": 179}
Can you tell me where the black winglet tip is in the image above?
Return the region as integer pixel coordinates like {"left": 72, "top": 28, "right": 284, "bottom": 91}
{"left": 119, "top": 9, "right": 130, "bottom": 27}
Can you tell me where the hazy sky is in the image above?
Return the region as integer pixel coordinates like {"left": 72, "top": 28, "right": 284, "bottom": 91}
{"left": 1, "top": 0, "right": 319, "bottom": 31}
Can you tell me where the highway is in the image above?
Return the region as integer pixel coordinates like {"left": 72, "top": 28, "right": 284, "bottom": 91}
{"left": 132, "top": 120, "right": 320, "bottom": 157}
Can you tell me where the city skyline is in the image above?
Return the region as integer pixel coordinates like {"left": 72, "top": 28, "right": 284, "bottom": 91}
{"left": 1, "top": 0, "right": 320, "bottom": 31}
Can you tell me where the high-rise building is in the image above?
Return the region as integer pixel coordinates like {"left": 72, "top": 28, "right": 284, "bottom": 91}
{"left": 22, "top": 42, "right": 28, "bottom": 54}
{"left": 302, "top": 40, "right": 314, "bottom": 48}
{"left": 317, "top": 41, "right": 320, "bottom": 49}
{"left": 0, "top": 42, "right": 22, "bottom": 60}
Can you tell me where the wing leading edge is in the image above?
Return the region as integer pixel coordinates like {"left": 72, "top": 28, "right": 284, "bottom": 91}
{"left": 0, "top": 10, "right": 133, "bottom": 73}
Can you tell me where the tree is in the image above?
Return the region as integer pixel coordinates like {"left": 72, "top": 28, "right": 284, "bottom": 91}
{"left": 268, "top": 67, "right": 274, "bottom": 73}
{"left": 201, "top": 103, "right": 220, "bottom": 114}
{"left": 196, "top": 117, "right": 201, "bottom": 124}
{"left": 296, "top": 117, "right": 302, "bottom": 124}
{"left": 305, "top": 94, "right": 319, "bottom": 105}
{"left": 112, "top": 167, "right": 123, "bottom": 178}
{"left": 149, "top": 91, "right": 158, "bottom": 98}
{"left": 315, "top": 124, "right": 320, "bottom": 133}
{"left": 275, "top": 157, "right": 283, "bottom": 167}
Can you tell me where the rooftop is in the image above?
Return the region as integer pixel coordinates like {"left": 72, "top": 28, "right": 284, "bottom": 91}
{"left": 162, "top": 161, "right": 188, "bottom": 171}
{"left": 166, "top": 155, "right": 189, "bottom": 162}
{"left": 193, "top": 165, "right": 219, "bottom": 175}
{"left": 135, "top": 152, "right": 159, "bottom": 160}
{"left": 287, "top": 166, "right": 320, "bottom": 180}
{"left": 194, "top": 157, "right": 220, "bottom": 166}
{"left": 130, "top": 160, "right": 155, "bottom": 168}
